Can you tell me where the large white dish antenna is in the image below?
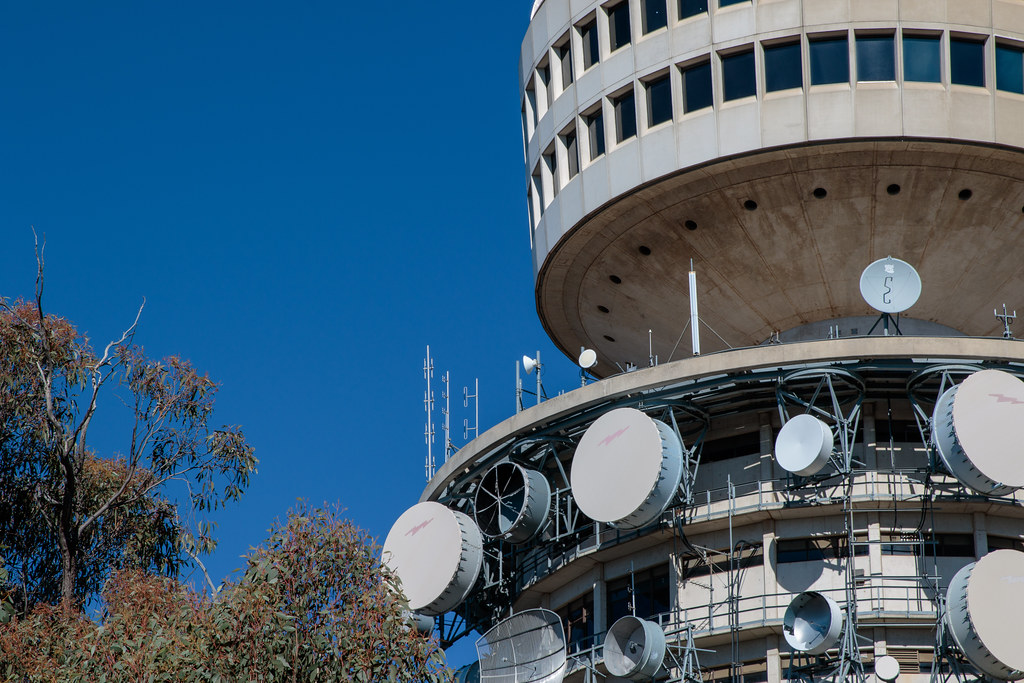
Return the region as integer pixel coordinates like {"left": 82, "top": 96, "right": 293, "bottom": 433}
{"left": 382, "top": 502, "right": 483, "bottom": 616}
{"left": 859, "top": 257, "right": 922, "bottom": 314}
{"left": 932, "top": 369, "right": 1024, "bottom": 496}
{"left": 570, "top": 407, "right": 684, "bottom": 529}
{"left": 603, "top": 616, "right": 667, "bottom": 680}
{"left": 477, "top": 608, "right": 567, "bottom": 683}
{"left": 945, "top": 550, "right": 1024, "bottom": 680}
{"left": 474, "top": 462, "right": 551, "bottom": 543}
{"left": 783, "top": 591, "right": 843, "bottom": 655}
{"left": 775, "top": 414, "right": 834, "bottom": 476}
{"left": 875, "top": 655, "right": 900, "bottom": 682}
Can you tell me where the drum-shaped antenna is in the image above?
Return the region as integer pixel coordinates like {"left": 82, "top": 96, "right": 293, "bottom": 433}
{"left": 454, "top": 660, "right": 481, "bottom": 683}
{"left": 932, "top": 369, "right": 1024, "bottom": 496}
{"left": 875, "top": 655, "right": 901, "bottom": 682}
{"left": 476, "top": 608, "right": 567, "bottom": 683}
{"left": 775, "top": 414, "right": 834, "bottom": 476}
{"left": 603, "top": 615, "right": 667, "bottom": 680}
{"left": 945, "top": 550, "right": 1024, "bottom": 680}
{"left": 474, "top": 462, "right": 551, "bottom": 543}
{"left": 570, "top": 407, "right": 684, "bottom": 529}
{"left": 382, "top": 501, "right": 483, "bottom": 616}
{"left": 783, "top": 591, "right": 843, "bottom": 655}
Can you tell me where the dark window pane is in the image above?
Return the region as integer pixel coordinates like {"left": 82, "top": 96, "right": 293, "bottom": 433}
{"left": 566, "top": 130, "right": 579, "bottom": 178}
{"left": 532, "top": 169, "right": 544, "bottom": 211}
{"left": 720, "top": 0, "right": 748, "bottom": 6}
{"left": 997, "top": 44, "right": 1024, "bottom": 93}
{"left": 647, "top": 75, "right": 673, "bottom": 126}
{"left": 614, "top": 90, "right": 637, "bottom": 142}
{"left": 857, "top": 35, "right": 895, "bottom": 81}
{"left": 526, "top": 85, "right": 538, "bottom": 127}
{"left": 643, "top": 0, "right": 667, "bottom": 33}
{"left": 904, "top": 35, "right": 941, "bottom": 83}
{"left": 544, "top": 151, "right": 558, "bottom": 197}
{"left": 681, "top": 61, "right": 713, "bottom": 112}
{"left": 609, "top": 3, "right": 631, "bottom": 52}
{"left": 722, "top": 50, "right": 756, "bottom": 100}
{"left": 538, "top": 64, "right": 553, "bottom": 108}
{"left": 764, "top": 42, "right": 802, "bottom": 92}
{"left": 581, "top": 21, "right": 600, "bottom": 70}
{"left": 558, "top": 42, "right": 574, "bottom": 88}
{"left": 810, "top": 37, "right": 849, "bottom": 85}
{"left": 951, "top": 38, "right": 986, "bottom": 87}
{"left": 587, "top": 110, "right": 605, "bottom": 160}
{"left": 679, "top": 0, "right": 708, "bottom": 19}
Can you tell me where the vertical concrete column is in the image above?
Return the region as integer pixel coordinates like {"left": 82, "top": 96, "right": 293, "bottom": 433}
{"left": 973, "top": 512, "right": 988, "bottom": 560}
{"left": 766, "top": 634, "right": 782, "bottom": 683}
{"left": 874, "top": 627, "right": 888, "bottom": 657}
{"left": 868, "top": 520, "right": 882, "bottom": 611}
{"left": 593, "top": 565, "right": 607, "bottom": 639}
{"left": 762, "top": 530, "right": 778, "bottom": 619}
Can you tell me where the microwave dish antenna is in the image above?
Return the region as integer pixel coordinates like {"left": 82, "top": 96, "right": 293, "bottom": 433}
{"left": 932, "top": 369, "right": 1024, "bottom": 495}
{"left": 945, "top": 549, "right": 1024, "bottom": 680}
{"left": 476, "top": 608, "right": 567, "bottom": 683}
{"left": 859, "top": 256, "right": 922, "bottom": 314}
{"left": 578, "top": 348, "right": 597, "bottom": 369}
{"left": 783, "top": 591, "right": 843, "bottom": 655}
{"left": 774, "top": 414, "right": 834, "bottom": 476}
{"left": 570, "top": 407, "right": 684, "bottom": 529}
{"left": 603, "top": 615, "right": 667, "bottom": 680}
{"left": 874, "top": 655, "right": 900, "bottom": 682}
{"left": 474, "top": 462, "right": 551, "bottom": 543}
{"left": 382, "top": 501, "right": 483, "bottom": 616}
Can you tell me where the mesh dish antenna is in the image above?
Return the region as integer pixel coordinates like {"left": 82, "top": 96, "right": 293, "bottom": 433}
{"left": 476, "top": 608, "right": 567, "bottom": 683}
{"left": 945, "top": 550, "right": 1024, "bottom": 680}
{"left": 382, "top": 501, "right": 483, "bottom": 616}
{"left": 783, "top": 591, "right": 843, "bottom": 655}
{"left": 570, "top": 407, "right": 684, "bottom": 529}
{"left": 774, "top": 414, "right": 834, "bottom": 476}
{"left": 604, "top": 616, "right": 667, "bottom": 680}
{"left": 859, "top": 256, "right": 922, "bottom": 314}
{"left": 932, "top": 369, "right": 1024, "bottom": 495}
{"left": 474, "top": 462, "right": 551, "bottom": 543}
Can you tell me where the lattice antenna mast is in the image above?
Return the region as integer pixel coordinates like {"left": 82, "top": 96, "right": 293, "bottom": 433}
{"left": 423, "top": 346, "right": 436, "bottom": 481}
{"left": 996, "top": 303, "right": 1017, "bottom": 339}
{"left": 441, "top": 371, "right": 454, "bottom": 461}
{"left": 463, "top": 378, "right": 479, "bottom": 441}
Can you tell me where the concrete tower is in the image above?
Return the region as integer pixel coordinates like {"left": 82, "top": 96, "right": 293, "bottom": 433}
{"left": 387, "top": 2, "right": 1024, "bottom": 682}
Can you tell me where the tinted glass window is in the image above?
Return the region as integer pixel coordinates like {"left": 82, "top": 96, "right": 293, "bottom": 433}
{"left": 532, "top": 168, "right": 544, "bottom": 211}
{"left": 643, "top": 0, "right": 667, "bottom": 33}
{"left": 722, "top": 50, "right": 756, "bottom": 100}
{"left": 904, "top": 35, "right": 941, "bottom": 83}
{"left": 681, "top": 61, "right": 713, "bottom": 112}
{"left": 997, "top": 44, "right": 1024, "bottom": 94}
{"left": 810, "top": 37, "right": 849, "bottom": 85}
{"left": 606, "top": 565, "right": 671, "bottom": 625}
{"left": 608, "top": 3, "right": 631, "bottom": 52}
{"left": 951, "top": 37, "right": 986, "bottom": 86}
{"left": 587, "top": 110, "right": 605, "bottom": 160}
{"left": 526, "top": 85, "right": 538, "bottom": 128}
{"left": 679, "top": 0, "right": 708, "bottom": 19}
{"left": 565, "top": 130, "right": 579, "bottom": 178}
{"left": 857, "top": 35, "right": 895, "bottom": 81}
{"left": 614, "top": 90, "right": 637, "bottom": 142}
{"left": 544, "top": 151, "right": 558, "bottom": 197}
{"left": 647, "top": 74, "right": 672, "bottom": 126}
{"left": 557, "top": 41, "right": 574, "bottom": 88}
{"left": 720, "top": 0, "right": 747, "bottom": 5}
{"left": 764, "top": 42, "right": 802, "bottom": 92}
{"left": 581, "top": 20, "right": 599, "bottom": 70}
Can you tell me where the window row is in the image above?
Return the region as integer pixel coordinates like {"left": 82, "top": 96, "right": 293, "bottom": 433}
{"left": 524, "top": 27, "right": 1024, "bottom": 140}
{"left": 527, "top": 29, "right": 1024, "bottom": 223}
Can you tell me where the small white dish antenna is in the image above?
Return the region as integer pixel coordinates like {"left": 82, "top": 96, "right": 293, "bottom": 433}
{"left": 774, "top": 414, "right": 834, "bottom": 476}
{"left": 875, "top": 655, "right": 901, "bottom": 682}
{"left": 523, "top": 355, "right": 539, "bottom": 375}
{"left": 945, "top": 550, "right": 1024, "bottom": 680}
{"left": 932, "top": 369, "right": 1024, "bottom": 496}
{"left": 578, "top": 348, "right": 598, "bottom": 369}
{"left": 783, "top": 591, "right": 843, "bottom": 655}
{"left": 603, "top": 616, "right": 667, "bottom": 680}
{"left": 477, "top": 608, "right": 567, "bottom": 683}
{"left": 859, "top": 257, "right": 922, "bottom": 314}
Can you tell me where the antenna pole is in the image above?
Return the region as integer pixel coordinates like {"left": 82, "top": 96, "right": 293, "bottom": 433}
{"left": 515, "top": 360, "right": 523, "bottom": 414}
{"left": 996, "top": 304, "right": 1017, "bottom": 339}
{"left": 423, "top": 346, "right": 436, "bottom": 481}
{"left": 535, "top": 350, "right": 542, "bottom": 405}
{"left": 441, "top": 371, "right": 452, "bottom": 461}
{"left": 463, "top": 378, "right": 479, "bottom": 441}
{"left": 689, "top": 260, "right": 701, "bottom": 356}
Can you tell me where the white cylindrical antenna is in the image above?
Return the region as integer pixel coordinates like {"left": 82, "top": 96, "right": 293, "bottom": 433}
{"left": 689, "top": 260, "right": 700, "bottom": 356}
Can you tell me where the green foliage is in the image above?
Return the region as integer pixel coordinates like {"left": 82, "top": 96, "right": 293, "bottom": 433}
{"left": 0, "top": 505, "right": 452, "bottom": 682}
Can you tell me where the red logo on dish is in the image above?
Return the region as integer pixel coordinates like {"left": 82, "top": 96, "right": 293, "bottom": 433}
{"left": 599, "top": 426, "right": 630, "bottom": 447}
{"left": 989, "top": 393, "right": 1024, "bottom": 405}
{"left": 406, "top": 518, "right": 434, "bottom": 536}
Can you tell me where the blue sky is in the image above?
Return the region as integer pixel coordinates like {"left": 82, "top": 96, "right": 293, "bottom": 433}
{"left": 0, "top": 1, "right": 580, "bottom": 664}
